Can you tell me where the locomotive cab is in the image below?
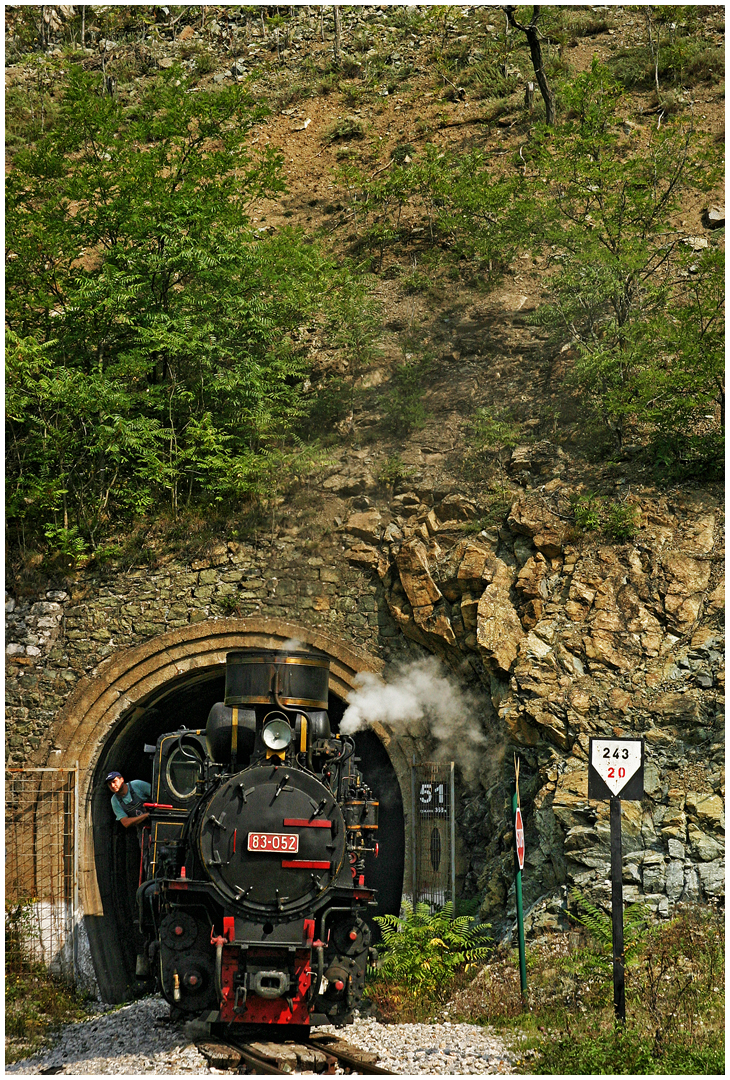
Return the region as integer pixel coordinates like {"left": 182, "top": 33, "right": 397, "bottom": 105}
{"left": 137, "top": 649, "right": 378, "bottom": 1030}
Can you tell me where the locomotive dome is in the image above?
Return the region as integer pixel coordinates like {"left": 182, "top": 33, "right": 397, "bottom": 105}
{"left": 224, "top": 648, "right": 330, "bottom": 710}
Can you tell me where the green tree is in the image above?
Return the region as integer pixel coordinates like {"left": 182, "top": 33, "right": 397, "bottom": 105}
{"left": 6, "top": 66, "right": 340, "bottom": 551}
{"left": 529, "top": 61, "right": 723, "bottom": 462}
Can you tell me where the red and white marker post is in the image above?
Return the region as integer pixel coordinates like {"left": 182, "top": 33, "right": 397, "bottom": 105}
{"left": 512, "top": 755, "right": 527, "bottom": 1000}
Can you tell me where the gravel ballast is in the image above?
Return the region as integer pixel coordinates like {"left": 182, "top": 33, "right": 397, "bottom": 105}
{"left": 7, "top": 997, "right": 520, "bottom": 1075}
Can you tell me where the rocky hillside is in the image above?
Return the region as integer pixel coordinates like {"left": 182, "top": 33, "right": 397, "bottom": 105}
{"left": 5, "top": 5, "right": 725, "bottom": 930}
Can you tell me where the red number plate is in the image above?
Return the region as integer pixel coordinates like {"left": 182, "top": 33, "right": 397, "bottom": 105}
{"left": 247, "top": 832, "right": 299, "bottom": 853}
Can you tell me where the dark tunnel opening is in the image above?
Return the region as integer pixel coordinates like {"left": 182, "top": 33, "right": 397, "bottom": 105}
{"left": 89, "top": 665, "right": 405, "bottom": 1004}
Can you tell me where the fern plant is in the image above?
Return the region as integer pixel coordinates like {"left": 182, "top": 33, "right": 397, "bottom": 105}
{"left": 569, "top": 887, "right": 651, "bottom": 966}
{"left": 372, "top": 900, "right": 491, "bottom": 998}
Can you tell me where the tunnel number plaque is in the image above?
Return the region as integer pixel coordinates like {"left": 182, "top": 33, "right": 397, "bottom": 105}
{"left": 247, "top": 832, "right": 299, "bottom": 853}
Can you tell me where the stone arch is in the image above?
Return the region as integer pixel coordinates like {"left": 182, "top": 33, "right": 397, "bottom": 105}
{"left": 47, "top": 618, "right": 413, "bottom": 924}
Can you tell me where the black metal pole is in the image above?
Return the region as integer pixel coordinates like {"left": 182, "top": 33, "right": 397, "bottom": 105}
{"left": 610, "top": 795, "right": 626, "bottom": 1023}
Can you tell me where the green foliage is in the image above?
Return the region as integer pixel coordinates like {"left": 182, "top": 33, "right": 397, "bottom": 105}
{"left": 450, "top": 904, "right": 723, "bottom": 1076}
{"left": 5, "top": 55, "right": 66, "bottom": 144}
{"left": 42, "top": 525, "right": 89, "bottom": 563}
{"left": 401, "top": 267, "right": 433, "bottom": 294}
{"left": 377, "top": 454, "right": 416, "bottom": 492}
{"left": 192, "top": 48, "right": 216, "bottom": 75}
{"left": 609, "top": 8, "right": 724, "bottom": 90}
{"left": 325, "top": 271, "right": 384, "bottom": 413}
{"left": 370, "top": 900, "right": 491, "bottom": 1004}
{"left": 5, "top": 66, "right": 348, "bottom": 553}
{"left": 544, "top": 7, "right": 614, "bottom": 44}
{"left": 469, "top": 409, "right": 522, "bottom": 450}
{"left": 323, "top": 116, "right": 366, "bottom": 142}
{"left": 532, "top": 904, "right": 726, "bottom": 1073}
{"left": 462, "top": 409, "right": 521, "bottom": 487}
{"left": 460, "top": 488, "right": 514, "bottom": 532}
{"left": 337, "top": 143, "right": 528, "bottom": 278}
{"left": 651, "top": 431, "right": 724, "bottom": 486}
{"left": 570, "top": 494, "right": 640, "bottom": 542}
{"left": 568, "top": 889, "right": 650, "bottom": 965}
{"left": 462, "top": 62, "right": 521, "bottom": 101}
{"left": 532, "top": 1023, "right": 723, "bottom": 1075}
{"left": 571, "top": 493, "right": 602, "bottom": 532}
{"left": 528, "top": 61, "right": 723, "bottom": 459}
{"left": 604, "top": 501, "right": 640, "bottom": 542}
{"left": 380, "top": 357, "right": 432, "bottom": 436}
{"left": 6, "top": 901, "right": 90, "bottom": 1063}
{"left": 303, "top": 377, "right": 352, "bottom": 438}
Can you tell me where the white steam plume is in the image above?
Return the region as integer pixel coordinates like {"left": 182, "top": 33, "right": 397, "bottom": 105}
{"left": 341, "top": 657, "right": 488, "bottom": 782}
{"left": 280, "top": 638, "right": 304, "bottom": 652}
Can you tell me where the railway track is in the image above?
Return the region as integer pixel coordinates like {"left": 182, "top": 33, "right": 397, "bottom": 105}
{"left": 196, "top": 1031, "right": 398, "bottom": 1075}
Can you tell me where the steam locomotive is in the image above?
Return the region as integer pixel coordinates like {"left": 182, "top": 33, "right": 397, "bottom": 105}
{"left": 136, "top": 649, "right": 379, "bottom": 1029}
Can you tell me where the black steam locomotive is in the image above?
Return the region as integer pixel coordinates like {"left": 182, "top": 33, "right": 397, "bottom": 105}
{"left": 136, "top": 649, "right": 379, "bottom": 1029}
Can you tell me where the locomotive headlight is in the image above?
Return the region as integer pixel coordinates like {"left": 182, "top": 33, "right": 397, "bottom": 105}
{"left": 262, "top": 717, "right": 293, "bottom": 751}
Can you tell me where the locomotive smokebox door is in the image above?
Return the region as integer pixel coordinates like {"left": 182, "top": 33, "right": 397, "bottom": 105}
{"left": 196, "top": 765, "right": 348, "bottom": 918}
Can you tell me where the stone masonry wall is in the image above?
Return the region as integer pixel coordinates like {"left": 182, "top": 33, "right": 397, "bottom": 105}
{"left": 5, "top": 534, "right": 416, "bottom": 761}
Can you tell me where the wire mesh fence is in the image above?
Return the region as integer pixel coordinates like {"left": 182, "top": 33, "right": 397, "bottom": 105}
{"left": 5, "top": 767, "right": 78, "bottom": 986}
{"left": 411, "top": 761, "right": 455, "bottom": 911}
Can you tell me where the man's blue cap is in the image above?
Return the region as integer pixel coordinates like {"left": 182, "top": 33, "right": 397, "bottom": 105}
{"left": 105, "top": 771, "right": 123, "bottom": 784}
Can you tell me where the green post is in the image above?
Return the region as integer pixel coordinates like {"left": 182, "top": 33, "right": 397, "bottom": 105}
{"left": 512, "top": 777, "right": 527, "bottom": 1001}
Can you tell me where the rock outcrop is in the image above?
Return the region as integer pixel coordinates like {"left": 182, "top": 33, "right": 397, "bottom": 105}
{"left": 339, "top": 483, "right": 724, "bottom": 923}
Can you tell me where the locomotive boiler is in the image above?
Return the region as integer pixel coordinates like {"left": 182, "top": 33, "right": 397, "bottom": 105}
{"left": 136, "top": 648, "right": 379, "bottom": 1029}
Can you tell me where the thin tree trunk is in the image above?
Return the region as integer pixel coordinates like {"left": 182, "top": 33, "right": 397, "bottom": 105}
{"left": 333, "top": 5, "right": 342, "bottom": 65}
{"left": 645, "top": 9, "right": 660, "bottom": 96}
{"left": 504, "top": 6, "right": 556, "bottom": 125}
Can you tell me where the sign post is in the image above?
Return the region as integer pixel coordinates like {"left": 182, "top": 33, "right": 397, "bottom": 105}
{"left": 588, "top": 737, "right": 645, "bottom": 1024}
{"left": 512, "top": 755, "right": 527, "bottom": 1001}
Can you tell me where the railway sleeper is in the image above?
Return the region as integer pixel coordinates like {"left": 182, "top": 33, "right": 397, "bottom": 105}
{"left": 196, "top": 1034, "right": 397, "bottom": 1075}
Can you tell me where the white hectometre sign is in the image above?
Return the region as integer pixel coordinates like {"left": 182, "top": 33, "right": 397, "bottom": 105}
{"left": 589, "top": 739, "right": 644, "bottom": 798}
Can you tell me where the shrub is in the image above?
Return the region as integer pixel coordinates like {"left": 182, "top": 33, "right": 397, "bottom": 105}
{"left": 367, "top": 901, "right": 491, "bottom": 1021}
{"left": 570, "top": 495, "right": 640, "bottom": 542}
{"left": 571, "top": 492, "right": 601, "bottom": 531}
{"left": 194, "top": 49, "right": 216, "bottom": 75}
{"left": 603, "top": 501, "right": 640, "bottom": 543}
{"left": 401, "top": 268, "right": 433, "bottom": 294}
{"left": 568, "top": 888, "right": 651, "bottom": 966}
{"left": 6, "top": 902, "right": 89, "bottom": 1064}
{"left": 469, "top": 409, "right": 522, "bottom": 450}
{"left": 380, "top": 357, "right": 431, "bottom": 435}
{"left": 377, "top": 454, "right": 416, "bottom": 492}
{"left": 303, "top": 377, "right": 353, "bottom": 438}
{"left": 448, "top": 904, "right": 723, "bottom": 1076}
{"left": 323, "top": 116, "right": 366, "bottom": 142}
